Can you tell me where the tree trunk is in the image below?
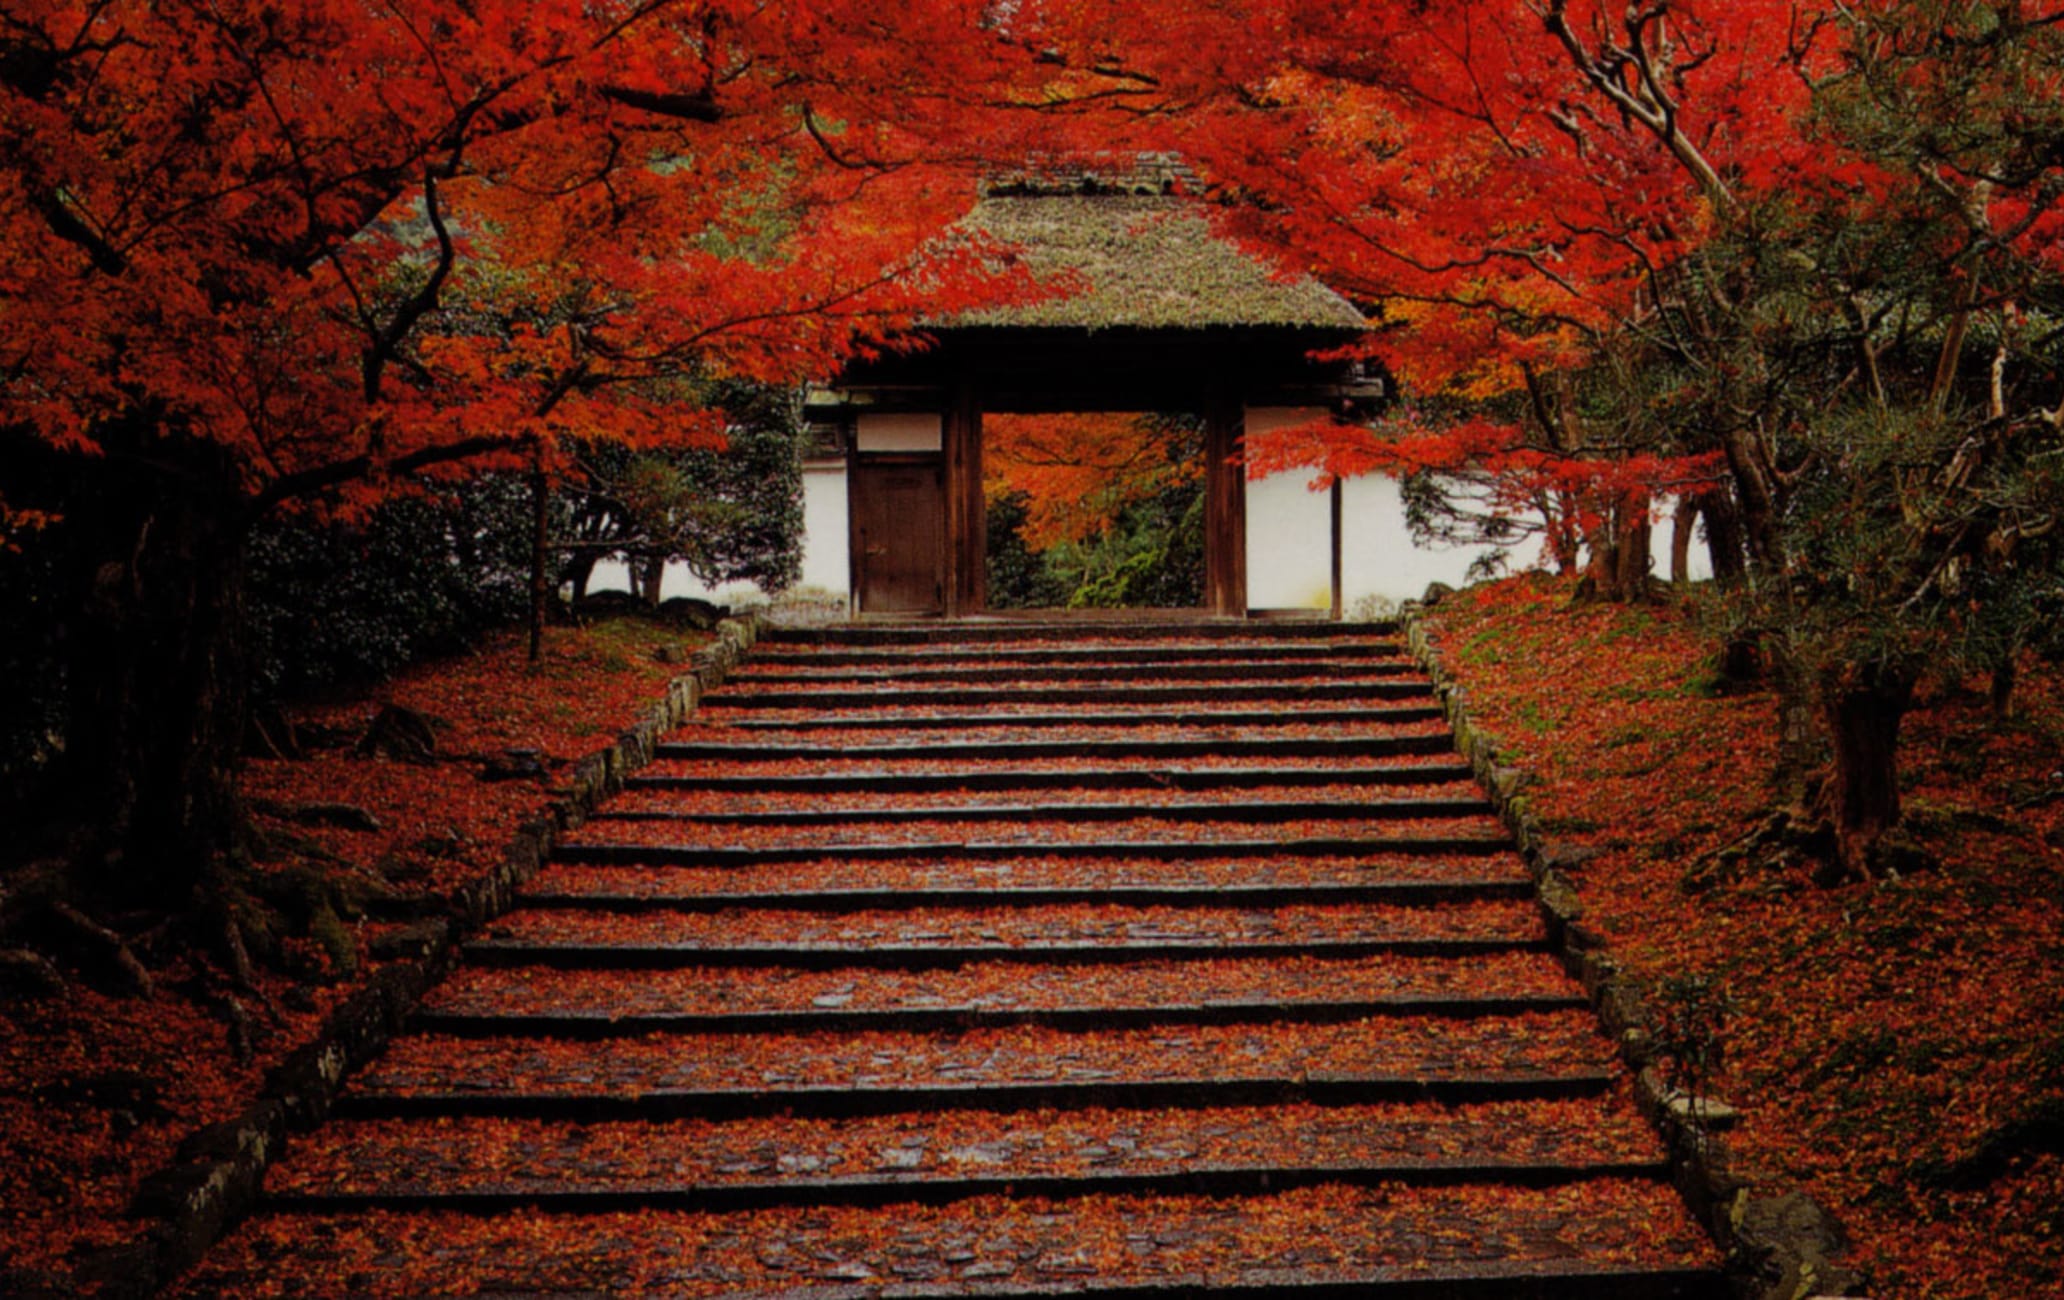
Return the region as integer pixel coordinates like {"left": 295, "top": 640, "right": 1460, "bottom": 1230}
{"left": 1698, "top": 487, "right": 1749, "bottom": 588}
{"left": 529, "top": 461, "right": 549, "bottom": 664}
{"left": 1670, "top": 496, "right": 1697, "bottom": 585}
{"left": 1612, "top": 494, "right": 1653, "bottom": 599}
{"left": 566, "top": 553, "right": 598, "bottom": 605}
{"left": 1991, "top": 655, "right": 2017, "bottom": 723}
{"left": 59, "top": 434, "right": 255, "bottom": 911}
{"left": 1579, "top": 493, "right": 1654, "bottom": 602}
{"left": 1767, "top": 639, "right": 1828, "bottom": 809}
{"left": 635, "top": 555, "right": 666, "bottom": 605}
{"left": 1820, "top": 663, "right": 1917, "bottom": 879}
{"left": 1719, "top": 426, "right": 1787, "bottom": 578}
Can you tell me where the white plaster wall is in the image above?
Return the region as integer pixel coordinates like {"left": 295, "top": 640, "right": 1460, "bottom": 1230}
{"left": 1243, "top": 408, "right": 1336, "bottom": 610}
{"left": 1338, "top": 473, "right": 1519, "bottom": 607}
{"left": 855, "top": 412, "right": 942, "bottom": 453}
{"left": 796, "top": 461, "right": 851, "bottom": 598}
{"left": 581, "top": 463, "right": 849, "bottom": 606}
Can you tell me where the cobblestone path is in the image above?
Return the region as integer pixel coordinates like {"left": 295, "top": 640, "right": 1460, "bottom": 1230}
{"left": 182, "top": 620, "right": 1724, "bottom": 1297}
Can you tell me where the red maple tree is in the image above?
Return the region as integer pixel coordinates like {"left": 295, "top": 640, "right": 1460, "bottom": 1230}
{"left": 0, "top": 0, "right": 1121, "bottom": 919}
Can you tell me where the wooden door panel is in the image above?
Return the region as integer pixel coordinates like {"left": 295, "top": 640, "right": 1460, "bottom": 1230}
{"left": 855, "top": 460, "right": 943, "bottom": 614}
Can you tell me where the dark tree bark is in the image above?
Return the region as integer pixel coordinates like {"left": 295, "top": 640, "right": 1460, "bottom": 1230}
{"left": 1819, "top": 662, "right": 1918, "bottom": 879}
{"left": 1992, "top": 655, "right": 2018, "bottom": 723}
{"left": 1612, "top": 499, "right": 1653, "bottom": 599}
{"left": 565, "top": 553, "right": 598, "bottom": 605}
{"left": 529, "top": 460, "right": 549, "bottom": 663}
{"left": 634, "top": 554, "right": 666, "bottom": 606}
{"left": 58, "top": 430, "right": 257, "bottom": 911}
{"left": 1698, "top": 487, "right": 1749, "bottom": 588}
{"left": 1578, "top": 492, "right": 1655, "bottom": 602}
{"left": 1719, "top": 426, "right": 1786, "bottom": 577}
{"left": 1670, "top": 496, "right": 1697, "bottom": 585}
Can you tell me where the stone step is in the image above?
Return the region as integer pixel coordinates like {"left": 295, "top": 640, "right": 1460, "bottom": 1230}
{"left": 344, "top": 1014, "right": 1616, "bottom": 1120}
{"left": 728, "top": 660, "right": 1422, "bottom": 685}
{"left": 421, "top": 952, "right": 1577, "bottom": 1029}
{"left": 654, "top": 733, "right": 1458, "bottom": 762}
{"left": 271, "top": 1107, "right": 1665, "bottom": 1211}
{"left": 515, "top": 878, "right": 1533, "bottom": 913}
{"left": 526, "top": 853, "right": 1531, "bottom": 903}
{"left": 477, "top": 898, "right": 1542, "bottom": 950}
{"left": 269, "top": 1100, "right": 1663, "bottom": 1209}
{"left": 761, "top": 621, "right": 1399, "bottom": 645}
{"left": 463, "top": 934, "right": 1543, "bottom": 972}
{"left": 713, "top": 681, "right": 1437, "bottom": 709}
{"left": 594, "top": 796, "right": 1493, "bottom": 827}
{"left": 743, "top": 640, "right": 1407, "bottom": 666}
{"left": 266, "top": 1155, "right": 1674, "bottom": 1214}
{"left": 417, "top": 991, "right": 1585, "bottom": 1037}
{"left": 427, "top": 953, "right": 1568, "bottom": 1035}
{"left": 340, "top": 1070, "right": 1623, "bottom": 1123}
{"left": 185, "top": 1184, "right": 1724, "bottom": 1298}
{"left": 694, "top": 704, "right": 1447, "bottom": 731}
{"left": 554, "top": 834, "right": 1513, "bottom": 867}
{"left": 627, "top": 760, "right": 1476, "bottom": 795}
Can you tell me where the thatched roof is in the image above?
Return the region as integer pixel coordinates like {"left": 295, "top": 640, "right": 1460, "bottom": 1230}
{"left": 947, "top": 193, "right": 1365, "bottom": 332}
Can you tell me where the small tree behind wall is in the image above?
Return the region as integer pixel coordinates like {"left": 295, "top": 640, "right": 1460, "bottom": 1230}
{"left": 561, "top": 381, "right": 807, "bottom": 607}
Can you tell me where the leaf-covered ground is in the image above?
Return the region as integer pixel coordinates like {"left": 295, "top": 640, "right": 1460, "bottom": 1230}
{"left": 1426, "top": 574, "right": 2064, "bottom": 1297}
{"left": 0, "top": 618, "right": 704, "bottom": 1279}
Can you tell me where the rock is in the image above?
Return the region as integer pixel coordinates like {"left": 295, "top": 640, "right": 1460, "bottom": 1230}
{"left": 1663, "top": 1090, "right": 1741, "bottom": 1130}
{"left": 656, "top": 596, "right": 727, "bottom": 630}
{"left": 1421, "top": 580, "right": 1457, "bottom": 606}
{"left": 368, "top": 919, "right": 450, "bottom": 963}
{"left": 1731, "top": 1190, "right": 1868, "bottom": 1299}
{"left": 286, "top": 802, "right": 382, "bottom": 832}
{"left": 353, "top": 704, "right": 440, "bottom": 763}
{"left": 481, "top": 748, "right": 547, "bottom": 782}
{"left": 1538, "top": 841, "right": 1606, "bottom": 874}
{"left": 652, "top": 643, "right": 695, "bottom": 665}
{"left": 962, "top": 1261, "right": 1016, "bottom": 1278}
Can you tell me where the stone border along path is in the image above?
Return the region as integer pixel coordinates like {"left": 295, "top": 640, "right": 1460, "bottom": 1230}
{"left": 173, "top": 616, "right": 1731, "bottom": 1298}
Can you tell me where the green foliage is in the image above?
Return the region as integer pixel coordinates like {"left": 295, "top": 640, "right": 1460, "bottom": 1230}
{"left": 245, "top": 476, "right": 534, "bottom": 699}
{"left": 985, "top": 492, "right": 1072, "bottom": 608}
{"left": 985, "top": 415, "right": 1206, "bottom": 609}
{"left": 562, "top": 378, "right": 806, "bottom": 596}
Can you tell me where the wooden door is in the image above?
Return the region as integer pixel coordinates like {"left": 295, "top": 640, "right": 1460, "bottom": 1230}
{"left": 853, "top": 458, "right": 944, "bottom": 614}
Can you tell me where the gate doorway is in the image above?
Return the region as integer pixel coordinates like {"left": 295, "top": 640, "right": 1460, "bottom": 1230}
{"left": 984, "top": 411, "right": 1205, "bottom": 610}
{"left": 851, "top": 456, "right": 945, "bottom": 615}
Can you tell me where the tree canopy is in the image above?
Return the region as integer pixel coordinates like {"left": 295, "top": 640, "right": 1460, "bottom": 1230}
{"left": 4, "top": 0, "right": 2061, "bottom": 903}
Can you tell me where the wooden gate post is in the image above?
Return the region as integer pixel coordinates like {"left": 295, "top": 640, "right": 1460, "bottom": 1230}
{"left": 1204, "top": 400, "right": 1247, "bottom": 618}
{"left": 943, "top": 380, "right": 985, "bottom": 617}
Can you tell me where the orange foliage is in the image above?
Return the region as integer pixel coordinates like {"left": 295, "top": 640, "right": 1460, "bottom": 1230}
{"left": 984, "top": 413, "right": 1199, "bottom": 549}
{"left": 0, "top": 1, "right": 1098, "bottom": 516}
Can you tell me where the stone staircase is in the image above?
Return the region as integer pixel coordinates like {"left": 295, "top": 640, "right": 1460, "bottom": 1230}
{"left": 182, "top": 620, "right": 1724, "bottom": 1297}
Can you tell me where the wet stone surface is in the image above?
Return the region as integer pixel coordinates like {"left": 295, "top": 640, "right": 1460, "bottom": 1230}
{"left": 176, "top": 624, "right": 1720, "bottom": 1297}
